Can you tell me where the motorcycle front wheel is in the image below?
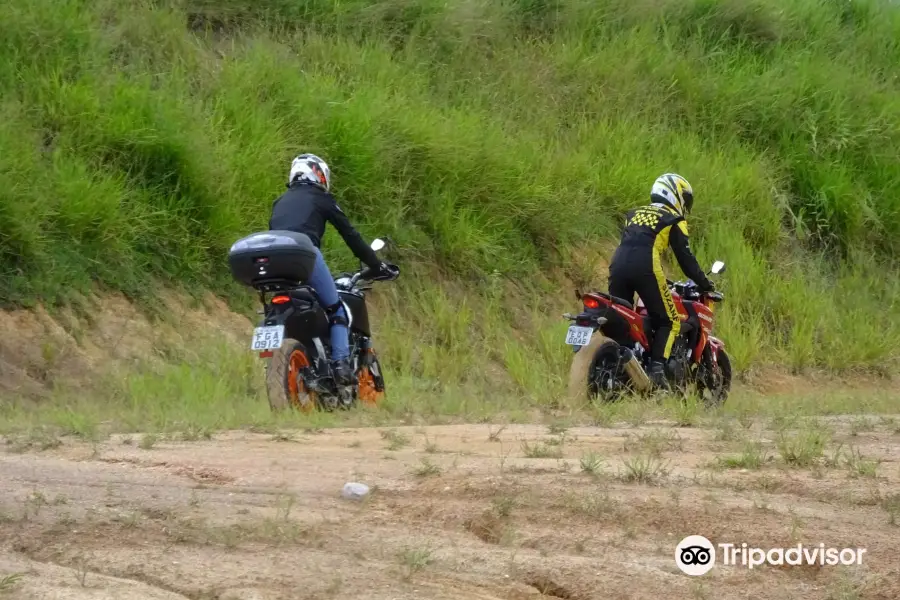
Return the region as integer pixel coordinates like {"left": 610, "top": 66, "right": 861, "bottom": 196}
{"left": 356, "top": 348, "right": 386, "bottom": 406}
{"left": 697, "top": 346, "right": 732, "bottom": 407}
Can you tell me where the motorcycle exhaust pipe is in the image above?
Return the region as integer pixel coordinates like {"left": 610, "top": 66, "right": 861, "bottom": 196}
{"left": 619, "top": 348, "right": 652, "bottom": 392}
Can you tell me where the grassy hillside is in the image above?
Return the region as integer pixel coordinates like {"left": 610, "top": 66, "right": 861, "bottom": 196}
{"left": 2, "top": 0, "right": 900, "bottom": 406}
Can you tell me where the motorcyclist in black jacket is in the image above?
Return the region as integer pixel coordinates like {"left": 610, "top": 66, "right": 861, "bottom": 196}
{"left": 269, "top": 153, "right": 398, "bottom": 386}
{"left": 607, "top": 173, "right": 714, "bottom": 391}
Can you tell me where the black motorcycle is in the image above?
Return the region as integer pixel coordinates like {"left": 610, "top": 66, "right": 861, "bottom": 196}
{"left": 228, "top": 230, "right": 399, "bottom": 412}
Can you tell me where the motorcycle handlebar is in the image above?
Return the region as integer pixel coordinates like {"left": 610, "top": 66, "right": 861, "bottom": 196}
{"left": 669, "top": 280, "right": 725, "bottom": 299}
{"left": 347, "top": 265, "right": 400, "bottom": 287}
{"left": 349, "top": 270, "right": 367, "bottom": 287}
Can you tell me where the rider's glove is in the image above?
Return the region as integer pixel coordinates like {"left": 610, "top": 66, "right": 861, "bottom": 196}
{"left": 370, "top": 261, "right": 400, "bottom": 281}
{"left": 384, "top": 262, "right": 400, "bottom": 280}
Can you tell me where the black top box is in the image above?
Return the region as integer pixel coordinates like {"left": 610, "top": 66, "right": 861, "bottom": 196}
{"left": 228, "top": 230, "right": 318, "bottom": 289}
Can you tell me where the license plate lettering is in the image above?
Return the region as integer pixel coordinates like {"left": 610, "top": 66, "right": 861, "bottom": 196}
{"left": 565, "top": 325, "right": 593, "bottom": 347}
{"left": 251, "top": 325, "right": 285, "bottom": 351}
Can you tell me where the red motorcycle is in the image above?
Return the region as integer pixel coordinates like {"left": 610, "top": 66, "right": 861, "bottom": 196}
{"left": 564, "top": 261, "right": 731, "bottom": 405}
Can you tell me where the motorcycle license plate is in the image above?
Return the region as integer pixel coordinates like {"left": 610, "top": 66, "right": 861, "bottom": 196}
{"left": 565, "top": 325, "right": 593, "bottom": 347}
{"left": 250, "top": 325, "right": 285, "bottom": 351}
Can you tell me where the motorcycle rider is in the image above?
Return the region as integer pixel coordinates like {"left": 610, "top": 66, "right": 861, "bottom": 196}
{"left": 268, "top": 153, "right": 398, "bottom": 386}
{"left": 607, "top": 173, "right": 715, "bottom": 391}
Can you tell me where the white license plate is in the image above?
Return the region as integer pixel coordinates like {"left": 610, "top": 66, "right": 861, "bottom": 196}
{"left": 251, "top": 325, "right": 285, "bottom": 351}
{"left": 565, "top": 325, "right": 593, "bottom": 347}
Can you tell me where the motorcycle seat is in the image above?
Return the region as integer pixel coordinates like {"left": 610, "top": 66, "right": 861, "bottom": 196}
{"left": 290, "top": 286, "right": 319, "bottom": 304}
{"left": 597, "top": 292, "right": 634, "bottom": 310}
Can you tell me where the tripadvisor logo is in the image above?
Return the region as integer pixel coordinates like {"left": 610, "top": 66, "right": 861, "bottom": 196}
{"left": 675, "top": 535, "right": 716, "bottom": 576}
{"left": 675, "top": 535, "right": 867, "bottom": 576}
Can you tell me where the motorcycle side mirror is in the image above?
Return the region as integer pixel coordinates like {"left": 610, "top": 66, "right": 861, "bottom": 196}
{"left": 370, "top": 238, "right": 386, "bottom": 252}
{"left": 710, "top": 260, "right": 726, "bottom": 274}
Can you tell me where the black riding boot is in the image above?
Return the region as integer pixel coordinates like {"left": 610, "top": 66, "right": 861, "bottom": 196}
{"left": 649, "top": 360, "right": 671, "bottom": 392}
{"left": 332, "top": 357, "right": 354, "bottom": 386}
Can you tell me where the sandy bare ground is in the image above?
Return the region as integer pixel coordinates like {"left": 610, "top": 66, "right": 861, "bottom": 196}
{"left": 1, "top": 418, "right": 899, "bottom": 600}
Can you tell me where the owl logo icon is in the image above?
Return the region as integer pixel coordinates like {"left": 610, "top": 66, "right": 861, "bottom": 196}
{"left": 675, "top": 535, "right": 716, "bottom": 576}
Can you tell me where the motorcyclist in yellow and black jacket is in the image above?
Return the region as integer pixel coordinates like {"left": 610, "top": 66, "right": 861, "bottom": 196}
{"left": 607, "top": 173, "right": 714, "bottom": 391}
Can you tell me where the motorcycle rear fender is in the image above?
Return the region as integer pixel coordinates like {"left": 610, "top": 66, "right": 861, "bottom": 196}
{"left": 260, "top": 305, "right": 299, "bottom": 338}
{"left": 608, "top": 304, "right": 650, "bottom": 349}
{"left": 262, "top": 302, "right": 330, "bottom": 343}
{"left": 256, "top": 307, "right": 296, "bottom": 360}
{"left": 572, "top": 310, "right": 607, "bottom": 327}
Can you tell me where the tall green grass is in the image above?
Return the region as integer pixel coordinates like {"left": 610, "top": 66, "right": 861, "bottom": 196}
{"left": 2, "top": 315, "right": 897, "bottom": 439}
{"left": 2, "top": 0, "right": 900, "bottom": 388}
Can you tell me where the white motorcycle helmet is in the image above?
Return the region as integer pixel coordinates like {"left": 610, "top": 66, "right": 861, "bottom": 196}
{"left": 650, "top": 173, "right": 694, "bottom": 217}
{"left": 288, "top": 153, "right": 331, "bottom": 191}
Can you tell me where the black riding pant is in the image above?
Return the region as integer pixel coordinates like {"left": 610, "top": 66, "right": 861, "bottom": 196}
{"left": 608, "top": 246, "right": 681, "bottom": 362}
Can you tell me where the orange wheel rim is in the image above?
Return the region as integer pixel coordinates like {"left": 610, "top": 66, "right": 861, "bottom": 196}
{"left": 287, "top": 350, "right": 316, "bottom": 412}
{"left": 357, "top": 366, "right": 383, "bottom": 406}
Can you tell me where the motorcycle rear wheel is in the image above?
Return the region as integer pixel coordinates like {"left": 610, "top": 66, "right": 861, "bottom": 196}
{"left": 568, "top": 334, "right": 632, "bottom": 403}
{"left": 266, "top": 338, "right": 319, "bottom": 413}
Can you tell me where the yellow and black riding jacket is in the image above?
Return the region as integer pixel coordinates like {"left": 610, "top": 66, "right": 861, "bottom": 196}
{"left": 615, "top": 203, "right": 713, "bottom": 292}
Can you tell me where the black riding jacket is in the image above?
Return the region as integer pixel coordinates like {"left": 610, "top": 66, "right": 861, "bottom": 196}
{"left": 269, "top": 182, "right": 380, "bottom": 269}
{"left": 613, "top": 203, "right": 713, "bottom": 291}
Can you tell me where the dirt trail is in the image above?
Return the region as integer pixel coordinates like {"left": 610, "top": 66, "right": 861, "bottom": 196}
{"left": 1, "top": 420, "right": 899, "bottom": 599}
